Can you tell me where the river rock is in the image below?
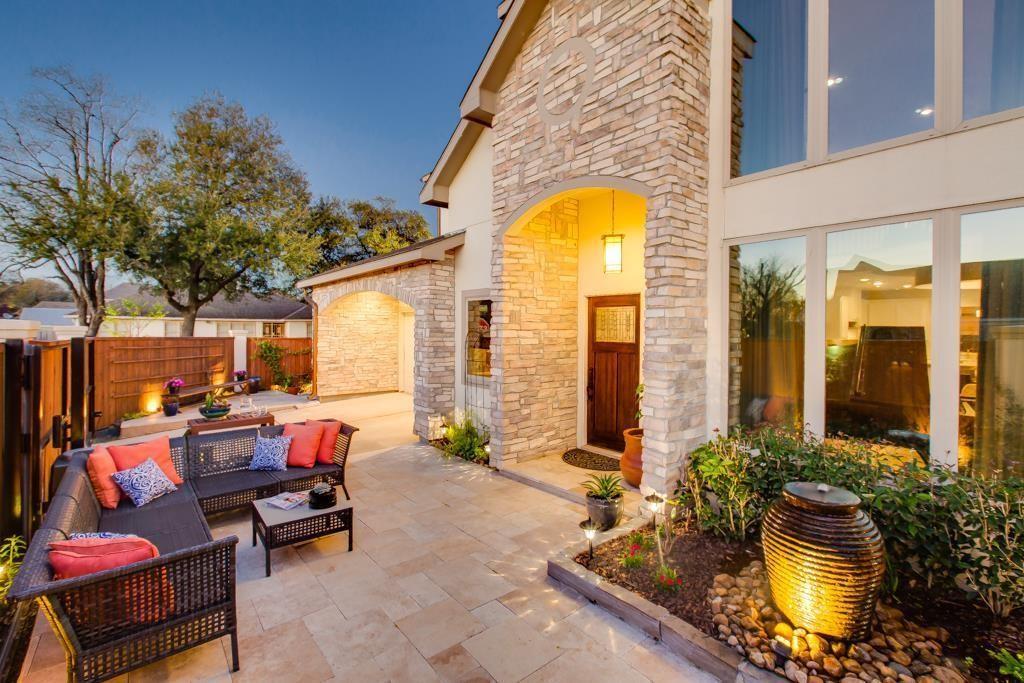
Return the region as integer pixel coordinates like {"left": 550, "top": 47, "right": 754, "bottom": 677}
{"left": 823, "top": 656, "right": 844, "bottom": 678}
{"left": 774, "top": 622, "right": 795, "bottom": 641}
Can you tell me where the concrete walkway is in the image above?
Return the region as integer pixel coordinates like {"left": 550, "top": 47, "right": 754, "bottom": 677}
{"left": 20, "top": 441, "right": 714, "bottom": 682}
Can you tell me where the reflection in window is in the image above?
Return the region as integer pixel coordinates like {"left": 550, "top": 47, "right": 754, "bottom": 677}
{"left": 731, "top": 0, "right": 807, "bottom": 177}
{"left": 729, "top": 237, "right": 806, "bottom": 429}
{"left": 825, "top": 222, "right": 932, "bottom": 464}
{"left": 964, "top": 0, "right": 1024, "bottom": 120}
{"left": 828, "top": 0, "right": 934, "bottom": 153}
{"left": 960, "top": 207, "right": 1024, "bottom": 478}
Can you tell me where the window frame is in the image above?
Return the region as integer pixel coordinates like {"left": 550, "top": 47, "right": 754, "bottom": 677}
{"left": 726, "top": 0, "right": 1024, "bottom": 186}
{"left": 721, "top": 196, "right": 1024, "bottom": 471}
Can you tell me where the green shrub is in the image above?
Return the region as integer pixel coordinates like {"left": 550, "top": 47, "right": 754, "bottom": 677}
{"left": 991, "top": 649, "right": 1024, "bottom": 681}
{"left": 0, "top": 536, "right": 26, "bottom": 603}
{"left": 442, "top": 412, "right": 488, "bottom": 464}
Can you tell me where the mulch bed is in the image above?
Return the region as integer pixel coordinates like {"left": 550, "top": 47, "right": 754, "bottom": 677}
{"left": 576, "top": 524, "right": 1021, "bottom": 682}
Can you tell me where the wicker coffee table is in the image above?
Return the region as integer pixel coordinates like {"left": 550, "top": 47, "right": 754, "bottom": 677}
{"left": 251, "top": 492, "right": 353, "bottom": 576}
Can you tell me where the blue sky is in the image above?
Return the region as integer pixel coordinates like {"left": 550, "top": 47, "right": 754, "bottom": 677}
{"left": 1, "top": 1, "right": 498, "bottom": 222}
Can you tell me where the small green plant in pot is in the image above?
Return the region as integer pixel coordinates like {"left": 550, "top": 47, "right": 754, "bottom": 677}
{"left": 581, "top": 473, "right": 625, "bottom": 531}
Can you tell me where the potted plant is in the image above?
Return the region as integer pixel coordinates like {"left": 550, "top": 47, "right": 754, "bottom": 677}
{"left": 621, "top": 383, "right": 644, "bottom": 487}
{"left": 198, "top": 390, "right": 231, "bottom": 419}
{"left": 283, "top": 375, "right": 300, "bottom": 395}
{"left": 0, "top": 535, "right": 35, "bottom": 681}
{"left": 581, "top": 473, "right": 625, "bottom": 531}
{"left": 161, "top": 396, "right": 179, "bottom": 417}
{"left": 163, "top": 376, "right": 185, "bottom": 396}
{"left": 233, "top": 369, "right": 248, "bottom": 382}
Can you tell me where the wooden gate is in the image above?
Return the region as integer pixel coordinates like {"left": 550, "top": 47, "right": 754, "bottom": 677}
{"left": 0, "top": 339, "right": 76, "bottom": 540}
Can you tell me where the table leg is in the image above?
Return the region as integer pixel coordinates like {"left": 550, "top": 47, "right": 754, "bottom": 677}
{"left": 265, "top": 543, "right": 271, "bottom": 577}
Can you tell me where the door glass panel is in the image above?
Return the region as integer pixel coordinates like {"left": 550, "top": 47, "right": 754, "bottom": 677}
{"left": 825, "top": 221, "right": 932, "bottom": 464}
{"left": 728, "top": 237, "right": 806, "bottom": 429}
{"left": 964, "top": 0, "right": 1024, "bottom": 120}
{"left": 731, "top": 0, "right": 808, "bottom": 176}
{"left": 595, "top": 306, "right": 636, "bottom": 343}
{"left": 960, "top": 207, "right": 1024, "bottom": 478}
{"left": 828, "top": 0, "right": 934, "bottom": 153}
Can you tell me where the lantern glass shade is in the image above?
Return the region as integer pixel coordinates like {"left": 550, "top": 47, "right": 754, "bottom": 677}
{"left": 603, "top": 234, "right": 623, "bottom": 273}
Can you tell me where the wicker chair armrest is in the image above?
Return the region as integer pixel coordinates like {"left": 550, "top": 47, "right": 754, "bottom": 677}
{"left": 8, "top": 536, "right": 238, "bottom": 602}
{"left": 339, "top": 422, "right": 359, "bottom": 437}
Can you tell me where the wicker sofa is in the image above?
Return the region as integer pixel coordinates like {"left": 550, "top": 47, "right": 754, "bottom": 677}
{"left": 8, "top": 420, "right": 357, "bottom": 683}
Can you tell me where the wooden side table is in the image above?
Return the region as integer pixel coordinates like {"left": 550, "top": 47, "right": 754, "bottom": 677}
{"left": 251, "top": 494, "right": 354, "bottom": 576}
{"left": 186, "top": 413, "right": 275, "bottom": 435}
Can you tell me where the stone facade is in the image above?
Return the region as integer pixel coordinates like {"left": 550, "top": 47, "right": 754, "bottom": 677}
{"left": 492, "top": 198, "right": 580, "bottom": 462}
{"left": 489, "top": 0, "right": 711, "bottom": 492}
{"left": 310, "top": 258, "right": 456, "bottom": 439}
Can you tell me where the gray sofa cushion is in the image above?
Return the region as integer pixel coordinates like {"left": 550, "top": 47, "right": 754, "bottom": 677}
{"left": 270, "top": 463, "right": 342, "bottom": 486}
{"left": 191, "top": 469, "right": 277, "bottom": 501}
{"left": 99, "top": 484, "right": 211, "bottom": 554}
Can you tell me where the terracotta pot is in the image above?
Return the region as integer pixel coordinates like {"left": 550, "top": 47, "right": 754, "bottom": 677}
{"left": 620, "top": 428, "right": 644, "bottom": 487}
{"left": 585, "top": 495, "right": 623, "bottom": 531}
{"left": 285, "top": 386, "right": 300, "bottom": 395}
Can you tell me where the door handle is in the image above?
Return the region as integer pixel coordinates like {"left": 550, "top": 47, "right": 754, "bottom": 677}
{"left": 587, "top": 368, "right": 595, "bottom": 401}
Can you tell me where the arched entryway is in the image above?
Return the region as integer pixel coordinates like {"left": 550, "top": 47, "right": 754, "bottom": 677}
{"left": 490, "top": 178, "right": 651, "bottom": 468}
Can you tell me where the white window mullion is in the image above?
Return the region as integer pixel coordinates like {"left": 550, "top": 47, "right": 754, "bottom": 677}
{"left": 930, "top": 211, "right": 960, "bottom": 470}
{"left": 935, "top": 0, "right": 964, "bottom": 133}
{"left": 806, "top": 0, "right": 829, "bottom": 162}
{"left": 804, "top": 231, "right": 827, "bottom": 438}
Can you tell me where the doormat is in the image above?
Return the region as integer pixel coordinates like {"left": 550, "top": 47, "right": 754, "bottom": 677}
{"left": 561, "top": 448, "right": 620, "bottom": 471}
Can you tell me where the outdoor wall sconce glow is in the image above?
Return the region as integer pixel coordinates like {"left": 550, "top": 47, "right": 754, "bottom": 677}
{"left": 579, "top": 518, "right": 599, "bottom": 562}
{"left": 762, "top": 482, "right": 885, "bottom": 641}
{"left": 602, "top": 233, "right": 623, "bottom": 273}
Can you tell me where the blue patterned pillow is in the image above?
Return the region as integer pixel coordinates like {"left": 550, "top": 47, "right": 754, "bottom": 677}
{"left": 69, "top": 532, "right": 135, "bottom": 540}
{"left": 250, "top": 435, "right": 292, "bottom": 471}
{"left": 112, "top": 458, "right": 177, "bottom": 507}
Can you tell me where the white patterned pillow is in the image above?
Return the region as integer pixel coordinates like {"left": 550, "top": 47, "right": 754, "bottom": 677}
{"left": 250, "top": 435, "right": 292, "bottom": 471}
{"left": 69, "top": 532, "right": 135, "bottom": 540}
{"left": 112, "top": 458, "right": 177, "bottom": 507}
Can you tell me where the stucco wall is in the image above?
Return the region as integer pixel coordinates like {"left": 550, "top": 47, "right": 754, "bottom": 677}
{"left": 488, "top": 0, "right": 711, "bottom": 493}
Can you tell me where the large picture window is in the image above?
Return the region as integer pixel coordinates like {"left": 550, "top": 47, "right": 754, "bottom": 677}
{"left": 963, "top": 0, "right": 1024, "bottom": 120}
{"left": 825, "top": 221, "right": 932, "bottom": 463}
{"left": 828, "top": 0, "right": 934, "bottom": 154}
{"left": 960, "top": 207, "right": 1024, "bottom": 477}
{"left": 729, "top": 237, "right": 806, "bottom": 428}
{"left": 731, "top": 0, "right": 807, "bottom": 177}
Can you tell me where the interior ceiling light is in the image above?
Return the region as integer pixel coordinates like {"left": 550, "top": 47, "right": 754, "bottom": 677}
{"left": 827, "top": 76, "right": 844, "bottom": 87}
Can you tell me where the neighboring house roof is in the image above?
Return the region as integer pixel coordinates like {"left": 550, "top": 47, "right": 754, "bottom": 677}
{"left": 105, "top": 283, "right": 312, "bottom": 321}
{"left": 19, "top": 305, "right": 77, "bottom": 326}
{"left": 296, "top": 230, "right": 466, "bottom": 289}
{"left": 420, "top": 0, "right": 545, "bottom": 207}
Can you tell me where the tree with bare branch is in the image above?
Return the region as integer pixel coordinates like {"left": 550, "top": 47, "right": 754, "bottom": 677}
{"left": 0, "top": 67, "right": 151, "bottom": 335}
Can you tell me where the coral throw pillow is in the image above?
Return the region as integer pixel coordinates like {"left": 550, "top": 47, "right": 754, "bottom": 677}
{"left": 315, "top": 420, "right": 343, "bottom": 465}
{"left": 283, "top": 421, "right": 325, "bottom": 468}
{"left": 86, "top": 445, "right": 122, "bottom": 509}
{"left": 48, "top": 536, "right": 159, "bottom": 579}
{"left": 108, "top": 435, "right": 182, "bottom": 485}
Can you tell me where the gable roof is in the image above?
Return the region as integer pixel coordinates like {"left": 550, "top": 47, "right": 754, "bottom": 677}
{"left": 105, "top": 283, "right": 312, "bottom": 321}
{"left": 420, "top": 0, "right": 546, "bottom": 207}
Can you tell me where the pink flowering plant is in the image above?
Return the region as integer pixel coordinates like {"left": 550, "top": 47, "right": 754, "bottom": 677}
{"left": 163, "top": 377, "right": 185, "bottom": 390}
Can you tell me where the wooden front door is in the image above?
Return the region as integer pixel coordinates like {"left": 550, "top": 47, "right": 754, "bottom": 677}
{"left": 587, "top": 294, "right": 641, "bottom": 451}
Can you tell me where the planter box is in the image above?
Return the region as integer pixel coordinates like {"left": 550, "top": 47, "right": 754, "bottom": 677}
{"left": 547, "top": 518, "right": 783, "bottom": 683}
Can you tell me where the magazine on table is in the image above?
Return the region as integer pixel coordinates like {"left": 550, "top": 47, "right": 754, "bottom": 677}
{"left": 266, "top": 491, "right": 309, "bottom": 510}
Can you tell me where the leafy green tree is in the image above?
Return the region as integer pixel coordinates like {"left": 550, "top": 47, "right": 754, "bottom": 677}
{"left": 0, "top": 68, "right": 151, "bottom": 334}
{"left": 310, "top": 196, "right": 430, "bottom": 271}
{"left": 121, "top": 95, "right": 318, "bottom": 336}
{"left": 102, "top": 298, "right": 167, "bottom": 337}
{"left": 0, "top": 277, "right": 71, "bottom": 309}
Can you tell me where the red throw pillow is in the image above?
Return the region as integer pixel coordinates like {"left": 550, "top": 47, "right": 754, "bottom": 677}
{"left": 49, "top": 537, "right": 159, "bottom": 579}
{"left": 283, "top": 421, "right": 325, "bottom": 468}
{"left": 86, "top": 445, "right": 122, "bottom": 509}
{"left": 108, "top": 435, "right": 183, "bottom": 485}
{"left": 315, "top": 420, "right": 343, "bottom": 465}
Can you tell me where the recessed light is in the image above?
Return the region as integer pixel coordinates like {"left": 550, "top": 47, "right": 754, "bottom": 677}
{"left": 827, "top": 76, "right": 845, "bottom": 87}
{"left": 915, "top": 107, "right": 934, "bottom": 116}
{"left": 858, "top": 277, "right": 870, "bottom": 282}
{"left": 901, "top": 284, "right": 912, "bottom": 289}
{"left": 872, "top": 281, "right": 883, "bottom": 287}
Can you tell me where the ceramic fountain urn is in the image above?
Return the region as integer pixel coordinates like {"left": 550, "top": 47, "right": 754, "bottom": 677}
{"left": 761, "top": 482, "right": 885, "bottom": 641}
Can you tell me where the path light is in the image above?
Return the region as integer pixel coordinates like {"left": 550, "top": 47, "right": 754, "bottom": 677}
{"left": 644, "top": 493, "right": 665, "bottom": 516}
{"left": 762, "top": 482, "right": 885, "bottom": 641}
{"left": 579, "top": 519, "right": 599, "bottom": 562}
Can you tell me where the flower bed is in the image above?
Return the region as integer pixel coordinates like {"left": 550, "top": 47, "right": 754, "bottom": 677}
{"left": 572, "top": 427, "right": 1024, "bottom": 682}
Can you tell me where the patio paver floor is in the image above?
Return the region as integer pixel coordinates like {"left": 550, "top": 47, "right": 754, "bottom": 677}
{"left": 20, "top": 443, "right": 715, "bottom": 682}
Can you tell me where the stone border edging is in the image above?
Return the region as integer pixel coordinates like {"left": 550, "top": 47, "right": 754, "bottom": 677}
{"left": 547, "top": 518, "right": 784, "bottom": 683}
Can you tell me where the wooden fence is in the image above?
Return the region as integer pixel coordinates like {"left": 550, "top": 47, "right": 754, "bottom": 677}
{"left": 92, "top": 337, "right": 234, "bottom": 429}
{"left": 246, "top": 337, "right": 312, "bottom": 386}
